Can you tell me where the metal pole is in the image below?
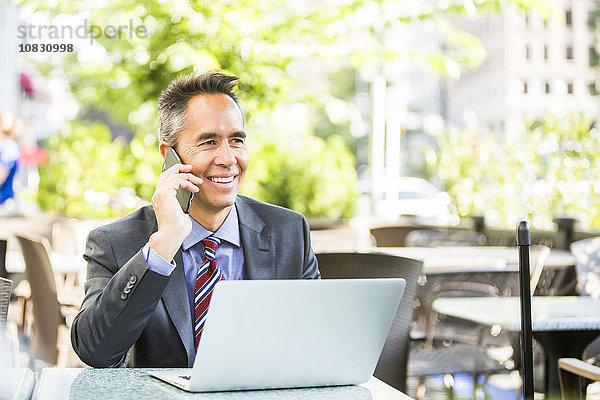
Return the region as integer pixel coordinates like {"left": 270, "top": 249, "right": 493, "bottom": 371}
{"left": 517, "top": 220, "right": 534, "bottom": 399}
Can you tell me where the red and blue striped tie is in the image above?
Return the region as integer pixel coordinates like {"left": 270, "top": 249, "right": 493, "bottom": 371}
{"left": 194, "top": 236, "right": 223, "bottom": 350}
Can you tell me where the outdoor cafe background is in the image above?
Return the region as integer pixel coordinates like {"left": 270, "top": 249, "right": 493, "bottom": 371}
{"left": 2, "top": 0, "right": 600, "bottom": 398}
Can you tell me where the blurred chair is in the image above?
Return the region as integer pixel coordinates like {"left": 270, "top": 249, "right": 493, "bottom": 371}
{"left": 50, "top": 218, "right": 86, "bottom": 296}
{"left": 529, "top": 245, "right": 551, "bottom": 295}
{"left": 0, "top": 276, "right": 15, "bottom": 367}
{"left": 569, "top": 237, "right": 600, "bottom": 370}
{"left": 0, "top": 276, "right": 12, "bottom": 333}
{"left": 0, "top": 238, "right": 7, "bottom": 278}
{"left": 408, "top": 277, "right": 511, "bottom": 399}
{"left": 558, "top": 357, "right": 600, "bottom": 400}
{"left": 408, "top": 245, "right": 550, "bottom": 398}
{"left": 405, "top": 229, "right": 487, "bottom": 247}
{"left": 570, "top": 237, "right": 600, "bottom": 299}
{"left": 14, "top": 233, "right": 79, "bottom": 367}
{"left": 412, "top": 245, "right": 550, "bottom": 344}
{"left": 315, "top": 251, "right": 423, "bottom": 393}
{"left": 370, "top": 226, "right": 424, "bottom": 247}
{"left": 51, "top": 218, "right": 80, "bottom": 254}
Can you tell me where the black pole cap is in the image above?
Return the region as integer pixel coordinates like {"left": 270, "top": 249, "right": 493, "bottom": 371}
{"left": 517, "top": 220, "right": 531, "bottom": 246}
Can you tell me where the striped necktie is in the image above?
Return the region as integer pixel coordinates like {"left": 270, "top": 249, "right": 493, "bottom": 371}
{"left": 194, "top": 236, "right": 223, "bottom": 350}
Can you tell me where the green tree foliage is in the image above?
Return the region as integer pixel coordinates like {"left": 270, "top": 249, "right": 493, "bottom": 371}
{"left": 37, "top": 120, "right": 148, "bottom": 217}
{"left": 427, "top": 113, "right": 600, "bottom": 230}
{"left": 26, "top": 0, "right": 369, "bottom": 218}
{"left": 243, "top": 135, "right": 357, "bottom": 219}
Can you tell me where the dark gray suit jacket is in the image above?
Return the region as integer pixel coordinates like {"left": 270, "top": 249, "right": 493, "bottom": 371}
{"left": 71, "top": 195, "right": 320, "bottom": 368}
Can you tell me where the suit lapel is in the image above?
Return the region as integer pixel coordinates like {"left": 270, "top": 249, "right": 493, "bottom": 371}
{"left": 236, "top": 197, "right": 275, "bottom": 279}
{"left": 161, "top": 249, "right": 195, "bottom": 366}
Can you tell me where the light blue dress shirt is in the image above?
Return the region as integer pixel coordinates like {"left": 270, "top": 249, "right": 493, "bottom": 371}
{"left": 142, "top": 205, "right": 245, "bottom": 318}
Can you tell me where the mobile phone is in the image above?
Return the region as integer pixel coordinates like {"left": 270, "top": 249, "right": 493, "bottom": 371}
{"left": 162, "top": 146, "right": 194, "bottom": 214}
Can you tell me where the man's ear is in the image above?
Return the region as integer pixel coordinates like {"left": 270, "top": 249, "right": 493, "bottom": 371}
{"left": 159, "top": 141, "right": 171, "bottom": 160}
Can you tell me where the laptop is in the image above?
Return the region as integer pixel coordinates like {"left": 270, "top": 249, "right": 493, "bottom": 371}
{"left": 148, "top": 278, "right": 406, "bottom": 392}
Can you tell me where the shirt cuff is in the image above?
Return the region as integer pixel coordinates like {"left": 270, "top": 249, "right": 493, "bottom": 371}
{"left": 142, "top": 243, "right": 177, "bottom": 276}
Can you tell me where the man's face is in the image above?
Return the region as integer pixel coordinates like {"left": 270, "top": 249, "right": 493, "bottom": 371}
{"left": 175, "top": 93, "right": 248, "bottom": 215}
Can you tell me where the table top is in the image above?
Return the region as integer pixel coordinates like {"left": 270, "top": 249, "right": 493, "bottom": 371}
{"left": 432, "top": 296, "right": 600, "bottom": 332}
{"left": 377, "top": 246, "right": 575, "bottom": 273}
{"left": 0, "top": 368, "right": 35, "bottom": 400}
{"left": 32, "top": 368, "right": 413, "bottom": 400}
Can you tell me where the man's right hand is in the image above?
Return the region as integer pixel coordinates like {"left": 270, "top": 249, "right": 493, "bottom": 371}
{"left": 149, "top": 163, "right": 203, "bottom": 262}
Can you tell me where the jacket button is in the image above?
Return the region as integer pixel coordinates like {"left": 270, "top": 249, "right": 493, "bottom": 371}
{"left": 129, "top": 275, "right": 137, "bottom": 284}
{"left": 121, "top": 293, "right": 127, "bottom": 300}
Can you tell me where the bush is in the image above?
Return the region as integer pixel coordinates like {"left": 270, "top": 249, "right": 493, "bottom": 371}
{"left": 37, "top": 120, "right": 358, "bottom": 219}
{"left": 427, "top": 112, "right": 600, "bottom": 230}
{"left": 37, "top": 120, "right": 148, "bottom": 218}
{"left": 242, "top": 134, "right": 357, "bottom": 219}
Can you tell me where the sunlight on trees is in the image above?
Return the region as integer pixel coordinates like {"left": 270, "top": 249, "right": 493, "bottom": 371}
{"left": 12, "top": 0, "right": 547, "bottom": 218}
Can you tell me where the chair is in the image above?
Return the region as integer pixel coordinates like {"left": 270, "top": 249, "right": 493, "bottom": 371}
{"left": 50, "top": 218, "right": 83, "bottom": 255}
{"left": 407, "top": 245, "right": 550, "bottom": 398}
{"left": 0, "top": 238, "right": 8, "bottom": 278}
{"left": 315, "top": 251, "right": 423, "bottom": 393}
{"left": 558, "top": 357, "right": 600, "bottom": 399}
{"left": 568, "top": 237, "right": 600, "bottom": 375}
{"left": 0, "top": 276, "right": 12, "bottom": 334}
{"left": 405, "top": 229, "right": 487, "bottom": 247}
{"left": 529, "top": 245, "right": 551, "bottom": 295}
{"left": 570, "top": 237, "right": 600, "bottom": 299}
{"left": 408, "top": 277, "right": 512, "bottom": 399}
{"left": 14, "top": 233, "right": 78, "bottom": 366}
{"left": 412, "top": 245, "right": 549, "bottom": 343}
{"left": 370, "top": 226, "right": 424, "bottom": 247}
{"left": 50, "top": 218, "right": 87, "bottom": 297}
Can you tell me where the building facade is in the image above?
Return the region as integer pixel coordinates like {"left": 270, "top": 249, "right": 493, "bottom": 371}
{"left": 445, "top": 0, "right": 600, "bottom": 137}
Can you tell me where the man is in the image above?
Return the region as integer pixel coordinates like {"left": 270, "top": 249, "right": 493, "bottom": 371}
{"left": 71, "top": 71, "right": 320, "bottom": 368}
{"left": 0, "top": 113, "right": 21, "bottom": 208}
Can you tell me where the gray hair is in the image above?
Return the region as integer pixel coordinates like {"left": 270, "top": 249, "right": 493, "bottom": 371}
{"left": 157, "top": 71, "right": 241, "bottom": 147}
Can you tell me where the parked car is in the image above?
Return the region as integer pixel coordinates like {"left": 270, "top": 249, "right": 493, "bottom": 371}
{"left": 375, "top": 177, "right": 458, "bottom": 226}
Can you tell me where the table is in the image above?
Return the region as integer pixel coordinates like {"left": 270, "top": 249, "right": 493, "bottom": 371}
{"left": 377, "top": 246, "right": 575, "bottom": 273}
{"left": 432, "top": 296, "right": 600, "bottom": 396}
{"left": 0, "top": 368, "right": 35, "bottom": 400}
{"left": 32, "top": 368, "right": 413, "bottom": 399}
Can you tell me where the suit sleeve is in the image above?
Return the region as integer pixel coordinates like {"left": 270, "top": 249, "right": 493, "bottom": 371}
{"left": 70, "top": 228, "right": 172, "bottom": 367}
{"left": 301, "top": 215, "right": 320, "bottom": 280}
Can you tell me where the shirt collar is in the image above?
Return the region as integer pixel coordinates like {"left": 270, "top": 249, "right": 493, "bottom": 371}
{"left": 181, "top": 204, "right": 240, "bottom": 251}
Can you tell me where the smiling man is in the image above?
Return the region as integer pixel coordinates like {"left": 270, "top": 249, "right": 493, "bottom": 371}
{"left": 71, "top": 71, "right": 320, "bottom": 368}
